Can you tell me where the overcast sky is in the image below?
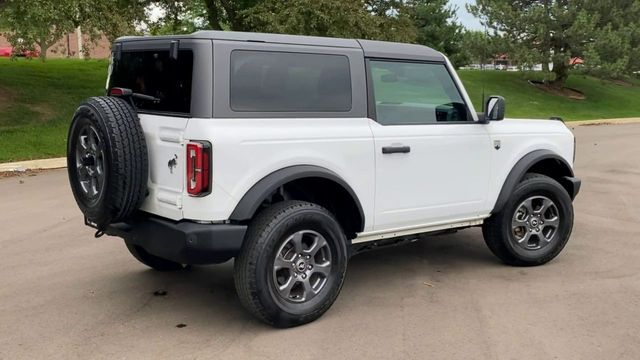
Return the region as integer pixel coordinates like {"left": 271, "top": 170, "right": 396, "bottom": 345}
{"left": 450, "top": 0, "right": 484, "bottom": 30}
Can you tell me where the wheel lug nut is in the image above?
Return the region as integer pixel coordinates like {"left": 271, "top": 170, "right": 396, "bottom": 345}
{"left": 301, "top": 274, "right": 306, "bottom": 279}
{"left": 294, "top": 273, "right": 298, "bottom": 277}
{"left": 308, "top": 265, "right": 313, "bottom": 270}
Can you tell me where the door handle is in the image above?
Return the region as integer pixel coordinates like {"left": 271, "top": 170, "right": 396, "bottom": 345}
{"left": 382, "top": 145, "right": 411, "bottom": 154}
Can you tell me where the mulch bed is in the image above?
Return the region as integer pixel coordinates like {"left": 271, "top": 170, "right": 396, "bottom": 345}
{"left": 528, "top": 80, "right": 586, "bottom": 100}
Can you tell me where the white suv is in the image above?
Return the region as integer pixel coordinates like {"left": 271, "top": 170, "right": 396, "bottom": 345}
{"left": 67, "top": 31, "right": 580, "bottom": 327}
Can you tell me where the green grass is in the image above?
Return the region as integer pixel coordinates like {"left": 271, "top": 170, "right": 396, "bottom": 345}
{"left": 460, "top": 70, "right": 640, "bottom": 120}
{"left": 1, "top": 58, "right": 639, "bottom": 162}
{"left": 0, "top": 58, "right": 108, "bottom": 162}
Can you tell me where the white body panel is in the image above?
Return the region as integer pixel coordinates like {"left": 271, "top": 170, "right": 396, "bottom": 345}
{"left": 138, "top": 114, "right": 187, "bottom": 221}
{"left": 182, "top": 117, "right": 376, "bottom": 231}
{"left": 369, "top": 120, "right": 492, "bottom": 230}
{"left": 484, "top": 119, "right": 575, "bottom": 211}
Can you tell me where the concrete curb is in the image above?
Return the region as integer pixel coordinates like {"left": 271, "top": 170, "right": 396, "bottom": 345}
{"left": 0, "top": 157, "right": 66, "bottom": 172}
{"left": 569, "top": 118, "right": 640, "bottom": 126}
{"left": 1, "top": 118, "right": 639, "bottom": 172}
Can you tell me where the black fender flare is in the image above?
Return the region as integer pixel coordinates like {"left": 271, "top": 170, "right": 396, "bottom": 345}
{"left": 492, "top": 150, "right": 575, "bottom": 214}
{"left": 229, "top": 165, "right": 365, "bottom": 232}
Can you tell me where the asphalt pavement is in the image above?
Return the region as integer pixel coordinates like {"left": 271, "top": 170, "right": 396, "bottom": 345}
{"left": 1, "top": 123, "right": 639, "bottom": 359}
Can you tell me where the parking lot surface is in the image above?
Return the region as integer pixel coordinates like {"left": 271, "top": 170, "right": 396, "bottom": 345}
{"left": 1, "top": 123, "right": 639, "bottom": 359}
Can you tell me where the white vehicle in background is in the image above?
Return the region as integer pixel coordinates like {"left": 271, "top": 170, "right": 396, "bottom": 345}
{"left": 67, "top": 31, "right": 580, "bottom": 328}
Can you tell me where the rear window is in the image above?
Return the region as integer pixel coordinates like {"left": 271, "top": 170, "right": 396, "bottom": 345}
{"left": 109, "top": 50, "right": 194, "bottom": 114}
{"left": 230, "top": 50, "right": 352, "bottom": 112}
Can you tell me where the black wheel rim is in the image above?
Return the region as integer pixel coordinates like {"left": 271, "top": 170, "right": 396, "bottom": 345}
{"left": 511, "top": 195, "right": 560, "bottom": 251}
{"left": 74, "top": 124, "right": 106, "bottom": 206}
{"left": 272, "top": 230, "right": 332, "bottom": 303}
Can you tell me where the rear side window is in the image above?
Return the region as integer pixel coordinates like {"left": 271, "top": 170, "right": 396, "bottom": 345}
{"left": 109, "top": 50, "right": 194, "bottom": 114}
{"left": 230, "top": 50, "right": 352, "bottom": 112}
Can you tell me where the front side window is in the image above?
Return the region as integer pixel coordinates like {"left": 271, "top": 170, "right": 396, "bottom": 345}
{"left": 230, "top": 50, "right": 352, "bottom": 112}
{"left": 109, "top": 50, "right": 194, "bottom": 114}
{"left": 369, "top": 60, "right": 470, "bottom": 125}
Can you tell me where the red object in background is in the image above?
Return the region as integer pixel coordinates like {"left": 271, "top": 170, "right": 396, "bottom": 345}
{"left": 0, "top": 47, "right": 40, "bottom": 58}
{"left": 570, "top": 57, "right": 584, "bottom": 65}
{"left": 0, "top": 47, "right": 12, "bottom": 57}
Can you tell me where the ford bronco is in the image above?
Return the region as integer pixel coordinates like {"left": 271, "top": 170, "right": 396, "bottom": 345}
{"left": 67, "top": 31, "right": 580, "bottom": 327}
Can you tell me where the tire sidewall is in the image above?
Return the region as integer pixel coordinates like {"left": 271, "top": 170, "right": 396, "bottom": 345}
{"left": 252, "top": 207, "right": 348, "bottom": 325}
{"left": 67, "top": 104, "right": 113, "bottom": 224}
{"left": 501, "top": 177, "right": 574, "bottom": 262}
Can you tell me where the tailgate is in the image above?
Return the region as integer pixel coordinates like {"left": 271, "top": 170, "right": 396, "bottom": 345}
{"left": 138, "top": 114, "right": 187, "bottom": 220}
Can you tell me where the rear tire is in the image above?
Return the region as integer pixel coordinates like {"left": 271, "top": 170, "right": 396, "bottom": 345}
{"left": 483, "top": 173, "right": 574, "bottom": 266}
{"left": 125, "top": 243, "right": 186, "bottom": 271}
{"left": 234, "top": 201, "right": 348, "bottom": 328}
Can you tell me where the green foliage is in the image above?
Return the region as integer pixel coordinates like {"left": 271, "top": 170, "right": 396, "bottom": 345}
{"left": 469, "top": 0, "right": 640, "bottom": 85}
{"left": 1, "top": 0, "right": 76, "bottom": 60}
{"left": 582, "top": 1, "right": 640, "bottom": 79}
{"left": 147, "top": 0, "right": 208, "bottom": 35}
{"left": 460, "top": 30, "right": 510, "bottom": 67}
{"left": 244, "top": 0, "right": 413, "bottom": 42}
{"left": 409, "top": 0, "right": 466, "bottom": 67}
{"left": 0, "top": 0, "right": 146, "bottom": 60}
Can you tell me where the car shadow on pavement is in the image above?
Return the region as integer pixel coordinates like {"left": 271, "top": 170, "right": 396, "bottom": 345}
{"left": 98, "top": 228, "right": 499, "bottom": 330}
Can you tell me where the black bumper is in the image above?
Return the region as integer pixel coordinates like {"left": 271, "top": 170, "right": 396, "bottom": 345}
{"left": 106, "top": 215, "right": 247, "bottom": 265}
{"left": 562, "top": 176, "right": 582, "bottom": 199}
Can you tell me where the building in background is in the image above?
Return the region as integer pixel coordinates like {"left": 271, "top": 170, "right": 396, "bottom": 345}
{"left": 0, "top": 30, "right": 111, "bottom": 59}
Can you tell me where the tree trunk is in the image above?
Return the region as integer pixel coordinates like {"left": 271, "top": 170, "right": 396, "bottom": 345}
{"left": 38, "top": 43, "right": 48, "bottom": 62}
{"left": 551, "top": 59, "right": 569, "bottom": 87}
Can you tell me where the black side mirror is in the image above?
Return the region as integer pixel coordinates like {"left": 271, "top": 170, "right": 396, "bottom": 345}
{"left": 485, "top": 95, "right": 505, "bottom": 121}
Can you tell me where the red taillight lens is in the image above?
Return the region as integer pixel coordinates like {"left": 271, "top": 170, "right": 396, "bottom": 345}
{"left": 109, "top": 87, "right": 132, "bottom": 97}
{"left": 186, "top": 141, "right": 211, "bottom": 196}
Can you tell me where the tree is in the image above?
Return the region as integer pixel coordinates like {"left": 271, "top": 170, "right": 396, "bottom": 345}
{"left": 409, "top": 0, "right": 467, "bottom": 67}
{"left": 244, "top": 0, "right": 409, "bottom": 41}
{"left": 75, "top": 0, "right": 147, "bottom": 43}
{"left": 582, "top": 0, "right": 640, "bottom": 79}
{"left": 1, "top": 0, "right": 76, "bottom": 60}
{"left": 1, "top": 0, "right": 146, "bottom": 60}
{"left": 468, "top": 0, "right": 601, "bottom": 86}
{"left": 460, "top": 30, "right": 498, "bottom": 67}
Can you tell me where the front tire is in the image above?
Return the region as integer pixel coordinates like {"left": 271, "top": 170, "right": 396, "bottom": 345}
{"left": 234, "top": 201, "right": 348, "bottom": 328}
{"left": 483, "top": 173, "right": 574, "bottom": 266}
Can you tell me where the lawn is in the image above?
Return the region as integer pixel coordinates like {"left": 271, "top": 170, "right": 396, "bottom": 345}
{"left": 0, "top": 58, "right": 108, "bottom": 163}
{"left": 460, "top": 70, "right": 640, "bottom": 120}
{"left": 1, "top": 58, "right": 639, "bottom": 162}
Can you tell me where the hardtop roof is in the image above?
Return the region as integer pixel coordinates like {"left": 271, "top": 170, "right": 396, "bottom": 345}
{"left": 115, "top": 30, "right": 446, "bottom": 62}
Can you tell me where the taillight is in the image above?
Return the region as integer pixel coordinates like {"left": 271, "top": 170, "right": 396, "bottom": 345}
{"left": 109, "top": 87, "right": 132, "bottom": 97}
{"left": 186, "top": 141, "right": 211, "bottom": 196}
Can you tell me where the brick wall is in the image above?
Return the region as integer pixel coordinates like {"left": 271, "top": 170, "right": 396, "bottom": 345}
{"left": 0, "top": 32, "right": 111, "bottom": 59}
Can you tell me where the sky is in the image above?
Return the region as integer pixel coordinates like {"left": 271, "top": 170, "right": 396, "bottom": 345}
{"left": 449, "top": 0, "right": 484, "bottom": 31}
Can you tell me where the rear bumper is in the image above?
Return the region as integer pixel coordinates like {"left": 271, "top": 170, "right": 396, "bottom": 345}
{"left": 106, "top": 214, "right": 247, "bottom": 265}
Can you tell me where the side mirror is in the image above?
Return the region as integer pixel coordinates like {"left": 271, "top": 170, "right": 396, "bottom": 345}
{"left": 485, "top": 95, "right": 505, "bottom": 121}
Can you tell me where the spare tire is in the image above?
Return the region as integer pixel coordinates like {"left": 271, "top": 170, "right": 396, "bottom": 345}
{"left": 67, "top": 96, "right": 148, "bottom": 229}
